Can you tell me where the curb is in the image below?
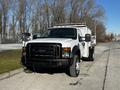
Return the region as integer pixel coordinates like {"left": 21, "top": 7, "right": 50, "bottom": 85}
{"left": 0, "top": 68, "right": 23, "bottom": 80}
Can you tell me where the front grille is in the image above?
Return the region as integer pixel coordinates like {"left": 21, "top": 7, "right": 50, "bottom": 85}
{"left": 26, "top": 43, "right": 62, "bottom": 61}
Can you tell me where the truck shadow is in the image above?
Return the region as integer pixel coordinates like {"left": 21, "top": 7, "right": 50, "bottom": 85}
{"left": 24, "top": 67, "right": 67, "bottom": 75}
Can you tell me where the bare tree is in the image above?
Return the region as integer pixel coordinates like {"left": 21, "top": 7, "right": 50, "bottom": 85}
{"left": 0, "top": 0, "right": 9, "bottom": 40}
{"left": 96, "top": 21, "right": 106, "bottom": 42}
{"left": 25, "top": 0, "right": 36, "bottom": 33}
{"left": 44, "top": 0, "right": 50, "bottom": 27}
{"left": 17, "top": 0, "right": 27, "bottom": 33}
{"left": 0, "top": 11, "right": 2, "bottom": 42}
{"left": 9, "top": 0, "right": 18, "bottom": 40}
{"left": 78, "top": 0, "right": 105, "bottom": 37}
{"left": 69, "top": 0, "right": 80, "bottom": 23}
{"left": 51, "top": 0, "right": 66, "bottom": 26}
{"left": 0, "top": 0, "right": 106, "bottom": 43}
{"left": 31, "top": 1, "right": 40, "bottom": 33}
{"left": 31, "top": 0, "right": 50, "bottom": 33}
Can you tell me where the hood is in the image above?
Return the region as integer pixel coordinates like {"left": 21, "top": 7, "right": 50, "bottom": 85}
{"left": 26, "top": 38, "right": 76, "bottom": 47}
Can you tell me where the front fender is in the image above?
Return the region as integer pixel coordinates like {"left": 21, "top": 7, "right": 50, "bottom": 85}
{"left": 70, "top": 46, "right": 81, "bottom": 65}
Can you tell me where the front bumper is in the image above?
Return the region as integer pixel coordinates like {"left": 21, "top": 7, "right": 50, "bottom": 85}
{"left": 21, "top": 56, "right": 72, "bottom": 68}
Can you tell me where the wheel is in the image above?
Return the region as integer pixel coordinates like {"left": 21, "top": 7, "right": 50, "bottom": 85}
{"left": 69, "top": 55, "right": 80, "bottom": 77}
{"left": 88, "top": 47, "right": 95, "bottom": 61}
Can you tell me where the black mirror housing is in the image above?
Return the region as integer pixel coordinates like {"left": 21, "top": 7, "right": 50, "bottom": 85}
{"left": 85, "top": 34, "right": 91, "bottom": 42}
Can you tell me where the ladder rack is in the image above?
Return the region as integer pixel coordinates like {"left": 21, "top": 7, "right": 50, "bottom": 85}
{"left": 55, "top": 23, "right": 87, "bottom": 27}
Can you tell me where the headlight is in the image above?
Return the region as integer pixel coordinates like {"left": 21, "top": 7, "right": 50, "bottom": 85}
{"left": 22, "top": 47, "right": 26, "bottom": 56}
{"left": 62, "top": 47, "right": 71, "bottom": 58}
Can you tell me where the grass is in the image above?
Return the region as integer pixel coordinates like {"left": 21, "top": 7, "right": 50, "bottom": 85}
{"left": 0, "top": 50, "right": 22, "bottom": 74}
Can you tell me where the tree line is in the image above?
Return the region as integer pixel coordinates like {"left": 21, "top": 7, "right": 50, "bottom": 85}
{"left": 0, "top": 0, "right": 106, "bottom": 43}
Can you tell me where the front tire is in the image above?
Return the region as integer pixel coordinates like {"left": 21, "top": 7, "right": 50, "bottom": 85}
{"left": 69, "top": 55, "right": 80, "bottom": 77}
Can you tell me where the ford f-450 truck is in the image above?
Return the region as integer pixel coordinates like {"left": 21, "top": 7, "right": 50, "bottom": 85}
{"left": 21, "top": 24, "right": 95, "bottom": 77}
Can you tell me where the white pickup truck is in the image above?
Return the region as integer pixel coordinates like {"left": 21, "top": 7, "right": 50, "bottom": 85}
{"left": 21, "top": 24, "right": 96, "bottom": 77}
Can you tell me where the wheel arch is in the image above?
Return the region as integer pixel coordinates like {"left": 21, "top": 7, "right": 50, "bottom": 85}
{"left": 71, "top": 46, "right": 81, "bottom": 65}
{"left": 72, "top": 46, "right": 81, "bottom": 61}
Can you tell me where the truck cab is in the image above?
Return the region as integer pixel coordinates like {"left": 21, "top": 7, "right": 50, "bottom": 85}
{"left": 21, "top": 24, "right": 95, "bottom": 77}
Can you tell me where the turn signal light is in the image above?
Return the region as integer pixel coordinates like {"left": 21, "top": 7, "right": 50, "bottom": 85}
{"left": 63, "top": 47, "right": 71, "bottom": 52}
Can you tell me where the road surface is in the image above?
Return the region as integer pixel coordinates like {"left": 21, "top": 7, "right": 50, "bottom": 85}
{"left": 0, "top": 42, "right": 120, "bottom": 90}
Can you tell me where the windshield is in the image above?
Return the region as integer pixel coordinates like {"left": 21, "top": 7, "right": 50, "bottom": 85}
{"left": 39, "top": 28, "right": 77, "bottom": 39}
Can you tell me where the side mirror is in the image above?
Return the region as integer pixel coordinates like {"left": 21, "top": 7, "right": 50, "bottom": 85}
{"left": 21, "top": 33, "right": 31, "bottom": 41}
{"left": 26, "top": 33, "right": 31, "bottom": 37}
{"left": 33, "top": 35, "right": 37, "bottom": 39}
{"left": 85, "top": 34, "right": 91, "bottom": 42}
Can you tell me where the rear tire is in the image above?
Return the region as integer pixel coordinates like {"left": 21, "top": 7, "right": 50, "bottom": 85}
{"left": 69, "top": 55, "right": 80, "bottom": 77}
{"left": 88, "top": 47, "right": 95, "bottom": 61}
